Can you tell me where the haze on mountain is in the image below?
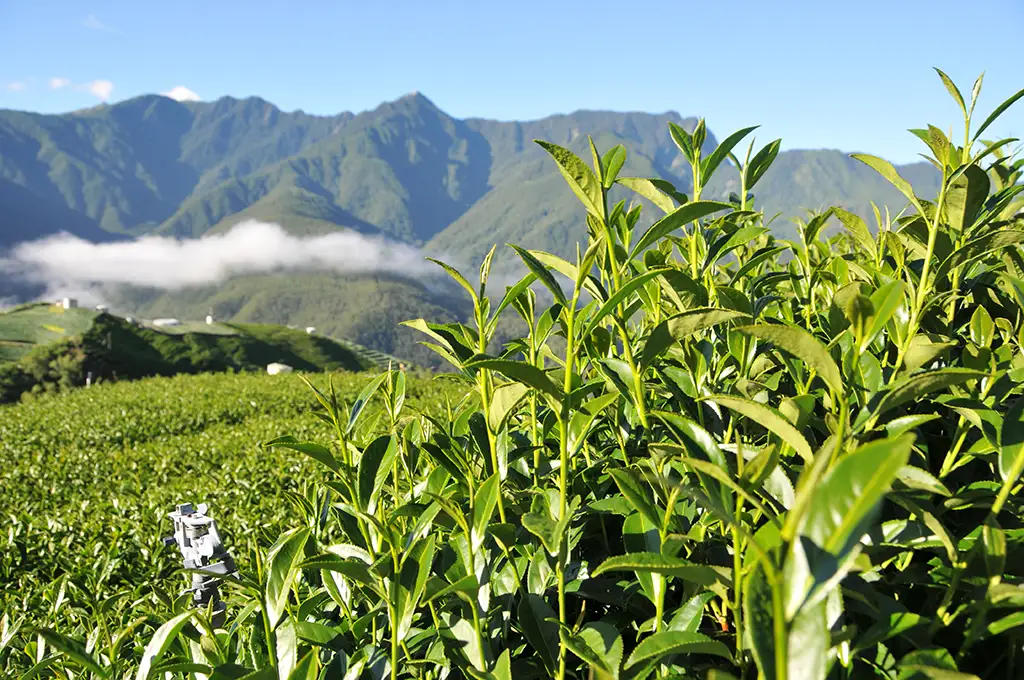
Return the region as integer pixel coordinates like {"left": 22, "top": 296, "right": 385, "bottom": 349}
{"left": 0, "top": 91, "right": 940, "bottom": 365}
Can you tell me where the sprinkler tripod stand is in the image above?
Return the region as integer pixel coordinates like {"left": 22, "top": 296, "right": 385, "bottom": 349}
{"left": 163, "top": 503, "right": 237, "bottom": 627}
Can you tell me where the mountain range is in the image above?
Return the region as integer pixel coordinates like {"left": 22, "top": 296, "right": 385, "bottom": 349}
{"left": 0, "top": 92, "right": 939, "bottom": 366}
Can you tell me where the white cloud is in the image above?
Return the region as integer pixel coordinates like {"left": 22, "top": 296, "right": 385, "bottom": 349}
{"left": 7, "top": 81, "right": 26, "bottom": 92}
{"left": 82, "top": 14, "right": 124, "bottom": 35}
{"left": 5, "top": 221, "right": 433, "bottom": 290}
{"left": 162, "top": 86, "right": 201, "bottom": 102}
{"left": 80, "top": 79, "right": 114, "bottom": 101}
{"left": 49, "top": 77, "right": 71, "bottom": 90}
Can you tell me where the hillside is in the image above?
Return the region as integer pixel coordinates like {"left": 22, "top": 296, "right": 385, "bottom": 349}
{"left": 0, "top": 92, "right": 939, "bottom": 255}
{"left": 0, "top": 302, "right": 402, "bottom": 402}
{"left": 0, "top": 92, "right": 941, "bottom": 365}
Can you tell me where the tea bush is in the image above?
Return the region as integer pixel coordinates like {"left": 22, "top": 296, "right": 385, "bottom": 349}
{"left": 4, "top": 70, "right": 1024, "bottom": 679}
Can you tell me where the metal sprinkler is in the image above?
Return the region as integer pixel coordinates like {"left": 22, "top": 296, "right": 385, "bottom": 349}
{"left": 163, "top": 502, "right": 237, "bottom": 627}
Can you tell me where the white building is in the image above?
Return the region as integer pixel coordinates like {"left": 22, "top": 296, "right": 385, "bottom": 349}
{"left": 267, "top": 363, "right": 294, "bottom": 375}
{"left": 152, "top": 318, "right": 181, "bottom": 327}
{"left": 61, "top": 297, "right": 78, "bottom": 310}
{"left": 206, "top": 315, "right": 214, "bottom": 325}
{"left": 306, "top": 326, "right": 316, "bottom": 334}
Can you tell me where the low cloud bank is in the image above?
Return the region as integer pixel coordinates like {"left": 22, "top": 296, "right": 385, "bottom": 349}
{"left": 4, "top": 221, "right": 435, "bottom": 291}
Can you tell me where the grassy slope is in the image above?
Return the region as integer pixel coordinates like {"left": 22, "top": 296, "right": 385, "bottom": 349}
{"left": 101, "top": 272, "right": 471, "bottom": 369}
{"left": 0, "top": 304, "right": 392, "bottom": 379}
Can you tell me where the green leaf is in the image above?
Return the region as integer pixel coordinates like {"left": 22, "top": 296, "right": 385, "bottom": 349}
{"left": 896, "top": 466, "right": 951, "bottom": 496}
{"left": 535, "top": 140, "right": 605, "bottom": 219}
{"left": 851, "top": 154, "right": 923, "bottom": 214}
{"left": 608, "top": 468, "right": 662, "bottom": 529}
{"left": 747, "top": 139, "right": 782, "bottom": 189}
{"left": 395, "top": 535, "right": 436, "bottom": 639}
{"left": 136, "top": 611, "right": 194, "bottom": 679}
{"left": 945, "top": 164, "right": 990, "bottom": 232}
{"left": 471, "top": 474, "right": 500, "bottom": 553}
{"left": 427, "top": 258, "right": 477, "bottom": 304}
{"left": 702, "top": 126, "right": 758, "bottom": 180}
{"left": 854, "top": 612, "right": 926, "bottom": 653}
{"left": 265, "top": 528, "right": 311, "bottom": 630}
{"left": 466, "top": 358, "right": 563, "bottom": 401}
{"left": 286, "top": 651, "right": 319, "bottom": 680}
{"left": 488, "top": 382, "right": 529, "bottom": 433}
{"left": 641, "top": 308, "right": 749, "bottom": 368}
{"left": 582, "top": 268, "right": 669, "bottom": 339}
{"left": 592, "top": 552, "right": 716, "bottom": 584}
{"left": 348, "top": 373, "right": 388, "bottom": 435}
{"left": 522, "top": 511, "right": 570, "bottom": 556}
{"left": 786, "top": 435, "right": 914, "bottom": 617}
{"left": 31, "top": 628, "right": 107, "bottom": 677}
{"left": 743, "top": 563, "right": 776, "bottom": 678}
{"left": 631, "top": 201, "right": 733, "bottom": 257}
{"left": 625, "top": 630, "right": 732, "bottom": 669}
{"left": 704, "top": 394, "right": 813, "bottom": 462}
{"left": 863, "top": 281, "right": 906, "bottom": 351}
{"left": 508, "top": 244, "right": 567, "bottom": 306}
{"left": 263, "top": 438, "right": 337, "bottom": 473}
{"left": 933, "top": 228, "right": 1024, "bottom": 283}
{"left": 518, "top": 594, "right": 559, "bottom": 673}
{"left": 736, "top": 324, "right": 842, "bottom": 394}
{"left": 934, "top": 68, "right": 967, "bottom": 116}
{"left": 358, "top": 435, "right": 397, "bottom": 513}
{"left": 973, "top": 86, "right": 1024, "bottom": 142}
{"left": 561, "top": 622, "right": 623, "bottom": 679}
{"left": 786, "top": 597, "right": 827, "bottom": 680}
{"left": 669, "top": 121, "right": 696, "bottom": 162}
{"left": 877, "top": 368, "right": 986, "bottom": 416}
{"left": 999, "top": 397, "right": 1024, "bottom": 485}
{"left": 988, "top": 611, "right": 1024, "bottom": 636}
{"left": 835, "top": 208, "right": 877, "bottom": 258}
{"left": 601, "top": 145, "right": 627, "bottom": 188}
{"left": 668, "top": 592, "right": 715, "bottom": 633}
{"left": 616, "top": 177, "right": 680, "bottom": 214}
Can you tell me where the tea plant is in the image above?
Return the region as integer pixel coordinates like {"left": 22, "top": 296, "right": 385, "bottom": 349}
{"left": 5, "top": 69, "right": 1024, "bottom": 679}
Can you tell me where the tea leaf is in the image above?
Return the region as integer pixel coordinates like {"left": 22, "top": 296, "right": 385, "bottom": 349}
{"left": 701, "top": 126, "right": 758, "bottom": 181}
{"left": 625, "top": 630, "right": 732, "bottom": 669}
{"left": 30, "top": 628, "right": 108, "bottom": 677}
{"left": 641, "top": 308, "right": 749, "bottom": 368}
{"left": 265, "top": 528, "right": 311, "bottom": 630}
{"left": 518, "top": 594, "right": 559, "bottom": 673}
{"left": 616, "top": 177, "right": 680, "bottom": 214}
{"left": 999, "top": 397, "right": 1024, "bottom": 485}
{"left": 561, "top": 622, "right": 623, "bottom": 679}
{"left": 877, "top": 368, "right": 986, "bottom": 416}
{"left": 508, "top": 244, "right": 568, "bottom": 306}
{"left": 536, "top": 140, "right": 604, "bottom": 218}
{"left": 631, "top": 201, "right": 732, "bottom": 257}
{"left": 592, "top": 553, "right": 716, "bottom": 584}
{"left": 466, "top": 358, "right": 563, "bottom": 401}
{"left": 973, "top": 86, "right": 1024, "bottom": 141}
{"left": 735, "top": 324, "right": 842, "bottom": 394}
{"left": 851, "top": 154, "right": 923, "bottom": 214}
{"left": 704, "top": 394, "right": 813, "bottom": 462}
{"left": 263, "top": 437, "right": 338, "bottom": 473}
{"left": 136, "top": 611, "right": 195, "bottom": 679}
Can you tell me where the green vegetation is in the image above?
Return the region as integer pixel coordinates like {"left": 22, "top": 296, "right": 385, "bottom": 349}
{"left": 0, "top": 308, "right": 387, "bottom": 402}
{"left": 0, "top": 371, "right": 461, "bottom": 676}
{"left": 2, "top": 70, "right": 1024, "bottom": 679}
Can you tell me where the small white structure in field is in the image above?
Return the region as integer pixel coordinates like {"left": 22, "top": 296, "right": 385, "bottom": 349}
{"left": 152, "top": 318, "right": 181, "bottom": 327}
{"left": 267, "top": 362, "right": 293, "bottom": 375}
{"left": 95, "top": 304, "right": 108, "bottom": 312}
{"left": 206, "top": 315, "right": 214, "bottom": 325}
{"left": 62, "top": 297, "right": 78, "bottom": 309}
{"left": 306, "top": 326, "right": 316, "bottom": 334}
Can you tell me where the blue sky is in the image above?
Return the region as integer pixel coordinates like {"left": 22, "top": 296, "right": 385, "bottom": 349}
{"left": 1, "top": 0, "right": 1021, "bottom": 163}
